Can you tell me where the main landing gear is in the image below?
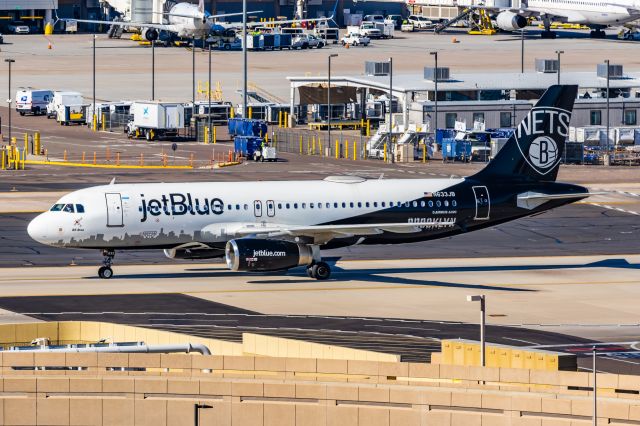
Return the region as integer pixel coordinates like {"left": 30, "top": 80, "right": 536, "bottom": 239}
{"left": 98, "top": 249, "right": 115, "bottom": 279}
{"left": 590, "top": 29, "right": 606, "bottom": 39}
{"left": 306, "top": 261, "right": 331, "bottom": 280}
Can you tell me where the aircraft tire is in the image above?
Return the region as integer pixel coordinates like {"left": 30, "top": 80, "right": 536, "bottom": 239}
{"left": 313, "top": 262, "right": 331, "bottom": 280}
{"left": 98, "top": 266, "right": 113, "bottom": 279}
{"left": 306, "top": 266, "right": 315, "bottom": 278}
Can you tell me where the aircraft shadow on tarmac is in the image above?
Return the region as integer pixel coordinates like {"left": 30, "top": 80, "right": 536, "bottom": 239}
{"left": 92, "top": 258, "right": 639, "bottom": 293}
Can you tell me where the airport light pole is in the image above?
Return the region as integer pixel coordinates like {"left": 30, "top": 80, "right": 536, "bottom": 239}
{"left": 520, "top": 29, "right": 525, "bottom": 73}
{"left": 93, "top": 34, "right": 96, "bottom": 131}
{"left": 592, "top": 348, "right": 597, "bottom": 426}
{"left": 467, "top": 295, "right": 486, "bottom": 367}
{"left": 605, "top": 59, "right": 610, "bottom": 162}
{"left": 555, "top": 50, "right": 564, "bottom": 85}
{"left": 242, "top": 0, "right": 247, "bottom": 117}
{"left": 327, "top": 54, "right": 338, "bottom": 152}
{"left": 208, "top": 43, "right": 212, "bottom": 144}
{"left": 388, "top": 56, "right": 393, "bottom": 163}
{"left": 430, "top": 51, "right": 438, "bottom": 139}
{"left": 194, "top": 403, "right": 212, "bottom": 426}
{"left": 192, "top": 36, "right": 196, "bottom": 105}
{"left": 151, "top": 40, "right": 155, "bottom": 100}
{"left": 5, "top": 58, "right": 15, "bottom": 143}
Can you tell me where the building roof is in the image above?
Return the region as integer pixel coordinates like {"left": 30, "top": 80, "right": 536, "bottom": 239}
{"left": 288, "top": 71, "right": 640, "bottom": 93}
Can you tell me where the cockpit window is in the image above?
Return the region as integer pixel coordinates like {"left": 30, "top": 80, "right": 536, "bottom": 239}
{"left": 76, "top": 204, "right": 85, "bottom": 213}
{"left": 63, "top": 204, "right": 75, "bottom": 213}
{"left": 50, "top": 204, "right": 64, "bottom": 212}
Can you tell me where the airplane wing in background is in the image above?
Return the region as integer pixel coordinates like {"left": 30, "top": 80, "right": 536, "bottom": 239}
{"left": 65, "top": 18, "right": 176, "bottom": 32}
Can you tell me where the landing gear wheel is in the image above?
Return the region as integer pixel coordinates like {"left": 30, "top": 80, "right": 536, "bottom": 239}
{"left": 306, "top": 266, "right": 315, "bottom": 278}
{"left": 541, "top": 31, "right": 556, "bottom": 39}
{"left": 98, "top": 266, "right": 113, "bottom": 279}
{"left": 312, "top": 262, "right": 331, "bottom": 280}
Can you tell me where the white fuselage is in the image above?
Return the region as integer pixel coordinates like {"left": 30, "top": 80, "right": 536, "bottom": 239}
{"left": 165, "top": 2, "right": 210, "bottom": 38}
{"left": 527, "top": 0, "right": 640, "bottom": 25}
{"left": 27, "top": 178, "right": 464, "bottom": 249}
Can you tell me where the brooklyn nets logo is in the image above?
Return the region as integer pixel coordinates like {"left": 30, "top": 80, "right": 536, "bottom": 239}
{"left": 515, "top": 106, "right": 570, "bottom": 175}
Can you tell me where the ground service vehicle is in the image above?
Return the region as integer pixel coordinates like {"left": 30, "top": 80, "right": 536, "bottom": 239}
{"left": 359, "top": 23, "right": 382, "bottom": 38}
{"left": 341, "top": 32, "right": 370, "bottom": 46}
{"left": 128, "top": 101, "right": 185, "bottom": 141}
{"left": 362, "top": 15, "right": 385, "bottom": 23}
{"left": 16, "top": 89, "right": 53, "bottom": 116}
{"left": 27, "top": 86, "right": 595, "bottom": 281}
{"left": 386, "top": 14, "right": 403, "bottom": 29}
{"left": 57, "top": 104, "right": 87, "bottom": 126}
{"left": 407, "top": 15, "right": 433, "bottom": 29}
{"left": 292, "top": 33, "right": 325, "bottom": 48}
{"left": 374, "top": 21, "right": 395, "bottom": 38}
{"left": 47, "top": 91, "right": 83, "bottom": 119}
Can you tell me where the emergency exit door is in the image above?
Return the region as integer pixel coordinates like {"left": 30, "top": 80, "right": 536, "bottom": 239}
{"left": 105, "top": 193, "right": 124, "bottom": 227}
{"left": 472, "top": 186, "right": 490, "bottom": 220}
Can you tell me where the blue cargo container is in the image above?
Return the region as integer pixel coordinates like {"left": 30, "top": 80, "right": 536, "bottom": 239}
{"left": 441, "top": 139, "right": 472, "bottom": 161}
{"left": 234, "top": 136, "right": 263, "bottom": 157}
{"left": 228, "top": 118, "right": 268, "bottom": 137}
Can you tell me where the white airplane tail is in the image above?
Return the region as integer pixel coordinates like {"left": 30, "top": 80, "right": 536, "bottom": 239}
{"left": 198, "top": 0, "right": 205, "bottom": 14}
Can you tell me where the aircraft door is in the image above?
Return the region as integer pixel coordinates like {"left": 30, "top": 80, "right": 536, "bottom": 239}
{"left": 105, "top": 193, "right": 124, "bottom": 227}
{"left": 266, "top": 200, "right": 275, "bottom": 217}
{"left": 472, "top": 186, "right": 490, "bottom": 220}
{"left": 254, "top": 200, "right": 263, "bottom": 217}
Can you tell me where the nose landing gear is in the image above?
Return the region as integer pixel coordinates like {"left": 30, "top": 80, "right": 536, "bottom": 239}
{"left": 306, "top": 261, "right": 331, "bottom": 280}
{"left": 98, "top": 249, "right": 115, "bottom": 279}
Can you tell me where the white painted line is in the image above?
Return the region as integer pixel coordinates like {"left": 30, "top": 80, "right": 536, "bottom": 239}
{"left": 502, "top": 337, "right": 539, "bottom": 345}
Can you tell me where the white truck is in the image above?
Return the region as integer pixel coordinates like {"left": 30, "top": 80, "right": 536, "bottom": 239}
{"left": 47, "top": 91, "right": 83, "bottom": 119}
{"left": 341, "top": 32, "right": 370, "bottom": 46}
{"left": 57, "top": 104, "right": 88, "bottom": 126}
{"left": 127, "top": 101, "right": 185, "bottom": 141}
{"left": 358, "top": 23, "right": 382, "bottom": 38}
{"left": 375, "top": 21, "right": 395, "bottom": 38}
{"left": 15, "top": 88, "right": 53, "bottom": 116}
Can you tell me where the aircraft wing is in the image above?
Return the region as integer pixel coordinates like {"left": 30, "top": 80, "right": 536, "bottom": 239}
{"left": 228, "top": 221, "right": 454, "bottom": 244}
{"left": 66, "top": 18, "right": 175, "bottom": 32}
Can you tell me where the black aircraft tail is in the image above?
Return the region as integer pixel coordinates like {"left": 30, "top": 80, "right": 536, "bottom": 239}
{"left": 473, "top": 85, "right": 578, "bottom": 182}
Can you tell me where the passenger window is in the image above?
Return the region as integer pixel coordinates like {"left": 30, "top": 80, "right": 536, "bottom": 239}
{"left": 310, "top": 203, "right": 314, "bottom": 208}
{"left": 244, "top": 204, "right": 249, "bottom": 210}
{"left": 405, "top": 202, "right": 410, "bottom": 207}
{"left": 349, "top": 202, "right": 354, "bottom": 208}
{"left": 357, "top": 202, "right": 362, "bottom": 208}
{"left": 436, "top": 201, "right": 441, "bottom": 207}
{"left": 302, "top": 203, "right": 306, "bottom": 209}
{"left": 278, "top": 203, "right": 282, "bottom": 209}
{"left": 294, "top": 203, "right": 298, "bottom": 209}
{"left": 420, "top": 201, "right": 425, "bottom": 208}
{"left": 236, "top": 204, "right": 240, "bottom": 210}
{"left": 452, "top": 200, "right": 458, "bottom": 207}
{"left": 381, "top": 202, "right": 386, "bottom": 207}
{"left": 76, "top": 204, "right": 85, "bottom": 213}
{"left": 63, "top": 204, "right": 75, "bottom": 213}
{"left": 326, "top": 203, "right": 330, "bottom": 208}
{"left": 342, "top": 202, "right": 346, "bottom": 208}
{"left": 390, "top": 202, "right": 394, "bottom": 207}
{"left": 50, "top": 204, "right": 64, "bottom": 212}
{"left": 318, "top": 203, "right": 322, "bottom": 209}
{"left": 373, "top": 202, "right": 378, "bottom": 207}
{"left": 286, "top": 203, "right": 290, "bottom": 209}
{"left": 412, "top": 201, "right": 417, "bottom": 207}
{"left": 365, "top": 202, "right": 370, "bottom": 208}
{"left": 428, "top": 201, "right": 434, "bottom": 208}
{"left": 334, "top": 203, "right": 338, "bottom": 208}
{"left": 227, "top": 205, "right": 232, "bottom": 210}
{"left": 444, "top": 200, "right": 449, "bottom": 207}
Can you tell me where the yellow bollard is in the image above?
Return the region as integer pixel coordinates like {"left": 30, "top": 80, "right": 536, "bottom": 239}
{"left": 383, "top": 143, "right": 387, "bottom": 163}
{"left": 24, "top": 133, "right": 28, "bottom": 154}
{"left": 248, "top": 106, "right": 252, "bottom": 119}
{"left": 64, "top": 150, "right": 68, "bottom": 162}
{"left": 230, "top": 107, "right": 235, "bottom": 118}
{"left": 299, "top": 136, "right": 303, "bottom": 154}
{"left": 10, "top": 137, "right": 16, "bottom": 146}
{"left": 92, "top": 114, "right": 97, "bottom": 132}
{"left": 335, "top": 139, "right": 339, "bottom": 159}
{"left": 140, "top": 153, "right": 144, "bottom": 166}
{"left": 213, "top": 126, "right": 217, "bottom": 144}
{"left": 1, "top": 150, "right": 4, "bottom": 170}
{"left": 353, "top": 141, "right": 356, "bottom": 161}
{"left": 278, "top": 111, "right": 282, "bottom": 128}
{"left": 311, "top": 136, "right": 315, "bottom": 155}
{"left": 284, "top": 112, "right": 289, "bottom": 129}
{"left": 345, "top": 139, "right": 349, "bottom": 159}
{"left": 93, "top": 152, "right": 97, "bottom": 165}
{"left": 82, "top": 152, "right": 86, "bottom": 163}
{"left": 204, "top": 126, "right": 209, "bottom": 144}
{"left": 366, "top": 120, "right": 371, "bottom": 137}
{"left": 106, "top": 147, "right": 111, "bottom": 161}
{"left": 34, "top": 132, "right": 41, "bottom": 155}
{"left": 422, "top": 143, "right": 426, "bottom": 163}
{"left": 102, "top": 113, "right": 106, "bottom": 131}
{"left": 273, "top": 132, "right": 277, "bottom": 148}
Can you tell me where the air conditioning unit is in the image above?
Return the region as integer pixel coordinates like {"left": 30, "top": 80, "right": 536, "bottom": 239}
{"left": 535, "top": 59, "right": 559, "bottom": 73}
{"left": 365, "top": 61, "right": 390, "bottom": 76}
{"left": 597, "top": 63, "right": 624, "bottom": 79}
{"left": 424, "top": 67, "right": 450, "bottom": 81}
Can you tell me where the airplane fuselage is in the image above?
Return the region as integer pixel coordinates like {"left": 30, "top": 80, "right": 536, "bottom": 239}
{"left": 27, "top": 177, "right": 587, "bottom": 253}
{"left": 527, "top": 0, "right": 640, "bottom": 25}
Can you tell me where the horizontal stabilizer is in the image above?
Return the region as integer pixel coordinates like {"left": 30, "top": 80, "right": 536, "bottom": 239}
{"left": 517, "top": 191, "right": 596, "bottom": 209}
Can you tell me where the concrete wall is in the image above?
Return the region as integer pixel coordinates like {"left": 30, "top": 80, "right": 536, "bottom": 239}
{"left": 0, "top": 353, "right": 637, "bottom": 425}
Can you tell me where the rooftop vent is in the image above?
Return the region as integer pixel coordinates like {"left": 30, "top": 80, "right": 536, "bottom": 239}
{"left": 597, "top": 63, "right": 624, "bottom": 79}
{"left": 424, "top": 67, "right": 450, "bottom": 82}
{"left": 535, "top": 59, "right": 559, "bottom": 73}
{"left": 365, "top": 61, "right": 390, "bottom": 76}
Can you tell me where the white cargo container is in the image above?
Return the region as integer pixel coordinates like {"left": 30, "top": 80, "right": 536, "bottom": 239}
{"left": 57, "top": 104, "right": 87, "bottom": 126}
{"left": 15, "top": 88, "right": 53, "bottom": 116}
{"left": 614, "top": 128, "right": 635, "bottom": 145}
{"left": 377, "top": 21, "right": 395, "bottom": 38}
{"left": 47, "top": 91, "right": 83, "bottom": 119}
{"left": 129, "top": 101, "right": 185, "bottom": 141}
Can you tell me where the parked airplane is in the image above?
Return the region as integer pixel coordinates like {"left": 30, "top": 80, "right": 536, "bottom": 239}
{"left": 489, "top": 0, "right": 640, "bottom": 37}
{"left": 70, "top": 0, "right": 335, "bottom": 43}
{"left": 28, "top": 85, "right": 592, "bottom": 281}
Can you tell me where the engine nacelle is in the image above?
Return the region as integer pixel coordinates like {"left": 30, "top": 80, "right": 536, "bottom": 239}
{"left": 142, "top": 28, "right": 159, "bottom": 41}
{"left": 164, "top": 248, "right": 224, "bottom": 260}
{"left": 495, "top": 11, "right": 527, "bottom": 31}
{"left": 225, "top": 239, "right": 314, "bottom": 272}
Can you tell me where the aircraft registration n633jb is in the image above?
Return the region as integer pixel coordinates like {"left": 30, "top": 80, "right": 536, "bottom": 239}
{"left": 28, "top": 85, "right": 593, "bottom": 280}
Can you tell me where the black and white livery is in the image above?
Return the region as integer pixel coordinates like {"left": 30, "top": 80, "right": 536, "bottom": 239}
{"left": 28, "top": 85, "right": 590, "bottom": 280}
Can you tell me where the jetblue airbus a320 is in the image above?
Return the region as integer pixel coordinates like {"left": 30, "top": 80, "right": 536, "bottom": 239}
{"left": 28, "top": 85, "right": 592, "bottom": 280}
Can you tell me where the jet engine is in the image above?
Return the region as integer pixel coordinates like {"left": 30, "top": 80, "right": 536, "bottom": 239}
{"left": 495, "top": 11, "right": 527, "bottom": 31}
{"left": 164, "top": 248, "right": 225, "bottom": 260}
{"left": 142, "top": 28, "right": 159, "bottom": 41}
{"left": 225, "top": 239, "right": 314, "bottom": 272}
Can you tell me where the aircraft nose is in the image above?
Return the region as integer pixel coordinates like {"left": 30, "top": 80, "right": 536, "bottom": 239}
{"left": 27, "top": 213, "right": 49, "bottom": 244}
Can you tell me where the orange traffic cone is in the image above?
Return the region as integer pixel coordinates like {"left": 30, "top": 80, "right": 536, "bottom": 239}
{"left": 48, "top": 42, "right": 52, "bottom": 49}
